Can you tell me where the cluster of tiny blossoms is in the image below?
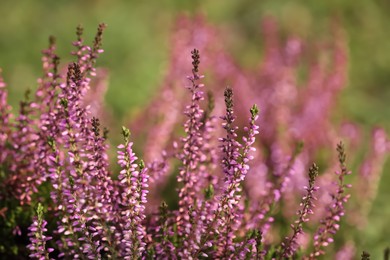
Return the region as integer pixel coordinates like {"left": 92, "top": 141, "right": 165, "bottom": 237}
{"left": 0, "top": 21, "right": 388, "bottom": 260}
{"left": 132, "top": 15, "right": 390, "bottom": 258}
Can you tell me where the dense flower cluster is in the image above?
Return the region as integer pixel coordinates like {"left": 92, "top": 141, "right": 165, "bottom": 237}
{"left": 27, "top": 203, "right": 53, "bottom": 260}
{"left": 0, "top": 18, "right": 389, "bottom": 259}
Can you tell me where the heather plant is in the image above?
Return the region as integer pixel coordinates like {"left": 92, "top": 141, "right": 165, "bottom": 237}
{"left": 0, "top": 19, "right": 389, "bottom": 260}
{"left": 130, "top": 15, "right": 390, "bottom": 258}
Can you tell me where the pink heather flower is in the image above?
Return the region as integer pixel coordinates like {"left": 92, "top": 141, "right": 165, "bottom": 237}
{"left": 175, "top": 49, "right": 208, "bottom": 257}
{"left": 72, "top": 23, "right": 106, "bottom": 80}
{"left": 207, "top": 89, "right": 259, "bottom": 258}
{"left": 55, "top": 58, "right": 114, "bottom": 258}
{"left": 232, "top": 229, "right": 263, "bottom": 259}
{"left": 34, "top": 37, "right": 62, "bottom": 199}
{"left": 7, "top": 89, "right": 43, "bottom": 205}
{"left": 219, "top": 87, "right": 241, "bottom": 182}
{"left": 280, "top": 163, "right": 319, "bottom": 258}
{"left": 0, "top": 68, "right": 11, "bottom": 165}
{"left": 86, "top": 117, "right": 118, "bottom": 257}
{"left": 117, "top": 126, "right": 149, "bottom": 258}
{"left": 58, "top": 65, "right": 101, "bottom": 254}
{"left": 355, "top": 128, "right": 389, "bottom": 222}
{"left": 27, "top": 203, "right": 53, "bottom": 260}
{"left": 335, "top": 242, "right": 356, "bottom": 260}
{"left": 46, "top": 137, "right": 80, "bottom": 257}
{"left": 309, "top": 142, "right": 352, "bottom": 259}
{"left": 35, "top": 35, "right": 60, "bottom": 111}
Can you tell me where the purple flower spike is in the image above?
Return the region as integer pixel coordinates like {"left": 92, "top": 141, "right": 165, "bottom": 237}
{"left": 195, "top": 88, "right": 259, "bottom": 258}
{"left": 176, "top": 49, "right": 207, "bottom": 258}
{"left": 117, "top": 126, "right": 149, "bottom": 258}
{"left": 27, "top": 203, "right": 53, "bottom": 260}
{"left": 309, "top": 142, "right": 352, "bottom": 259}
{"left": 280, "top": 163, "right": 319, "bottom": 258}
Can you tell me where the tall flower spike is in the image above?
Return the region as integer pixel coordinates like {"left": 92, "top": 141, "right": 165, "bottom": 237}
{"left": 8, "top": 88, "right": 43, "bottom": 205}
{"left": 280, "top": 163, "right": 319, "bottom": 258}
{"left": 27, "top": 203, "right": 53, "bottom": 260}
{"left": 82, "top": 117, "right": 117, "bottom": 257}
{"left": 0, "top": 68, "right": 11, "bottom": 166}
{"left": 233, "top": 229, "right": 263, "bottom": 259}
{"left": 88, "top": 23, "right": 107, "bottom": 77}
{"left": 196, "top": 94, "right": 259, "bottom": 258}
{"left": 220, "top": 87, "right": 241, "bottom": 182}
{"left": 33, "top": 36, "right": 61, "bottom": 191}
{"left": 309, "top": 142, "right": 352, "bottom": 259}
{"left": 176, "top": 49, "right": 206, "bottom": 258}
{"left": 35, "top": 35, "right": 60, "bottom": 113}
{"left": 73, "top": 23, "right": 107, "bottom": 79}
{"left": 47, "top": 136, "right": 83, "bottom": 258}
{"left": 117, "top": 126, "right": 149, "bottom": 259}
{"left": 58, "top": 62, "right": 105, "bottom": 258}
{"left": 216, "top": 102, "right": 259, "bottom": 258}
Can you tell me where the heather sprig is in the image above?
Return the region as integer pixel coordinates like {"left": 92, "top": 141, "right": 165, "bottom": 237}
{"left": 176, "top": 48, "right": 207, "bottom": 257}
{"left": 27, "top": 203, "right": 53, "bottom": 260}
{"left": 58, "top": 65, "right": 103, "bottom": 258}
{"left": 309, "top": 142, "right": 352, "bottom": 258}
{"left": 7, "top": 88, "right": 43, "bottom": 205}
{"left": 198, "top": 89, "right": 259, "bottom": 258}
{"left": 280, "top": 163, "right": 319, "bottom": 258}
{"left": 35, "top": 35, "right": 60, "bottom": 109}
{"left": 117, "top": 126, "right": 149, "bottom": 259}
{"left": 72, "top": 23, "right": 106, "bottom": 78}
{"left": 46, "top": 137, "right": 81, "bottom": 258}
{"left": 0, "top": 68, "right": 10, "bottom": 166}
{"left": 220, "top": 87, "right": 241, "bottom": 182}
{"left": 232, "top": 229, "right": 263, "bottom": 259}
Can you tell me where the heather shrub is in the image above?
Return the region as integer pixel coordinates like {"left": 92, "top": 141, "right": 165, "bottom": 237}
{"left": 0, "top": 18, "right": 389, "bottom": 259}
{"left": 131, "top": 15, "right": 390, "bottom": 257}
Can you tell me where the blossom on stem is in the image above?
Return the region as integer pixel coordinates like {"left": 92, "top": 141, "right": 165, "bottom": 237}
{"left": 0, "top": 68, "right": 11, "bottom": 165}
{"left": 35, "top": 35, "right": 60, "bottom": 110}
{"left": 233, "top": 229, "right": 263, "bottom": 259}
{"left": 58, "top": 64, "right": 103, "bottom": 259}
{"left": 72, "top": 23, "right": 106, "bottom": 81}
{"left": 220, "top": 87, "right": 241, "bottom": 182}
{"left": 27, "top": 203, "right": 53, "bottom": 260}
{"left": 216, "top": 101, "right": 259, "bottom": 258}
{"left": 280, "top": 163, "right": 319, "bottom": 258}
{"left": 176, "top": 49, "right": 207, "bottom": 257}
{"left": 309, "top": 142, "right": 352, "bottom": 258}
{"left": 8, "top": 89, "right": 42, "bottom": 204}
{"left": 117, "top": 126, "right": 149, "bottom": 259}
{"left": 196, "top": 91, "right": 259, "bottom": 258}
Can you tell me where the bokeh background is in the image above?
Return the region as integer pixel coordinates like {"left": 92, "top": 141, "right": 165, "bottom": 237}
{"left": 0, "top": 0, "right": 389, "bottom": 258}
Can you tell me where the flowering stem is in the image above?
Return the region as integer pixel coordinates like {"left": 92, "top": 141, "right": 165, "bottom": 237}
{"left": 27, "top": 203, "right": 53, "bottom": 260}
{"left": 309, "top": 142, "right": 352, "bottom": 259}
{"left": 280, "top": 163, "right": 319, "bottom": 258}
{"left": 195, "top": 101, "right": 259, "bottom": 258}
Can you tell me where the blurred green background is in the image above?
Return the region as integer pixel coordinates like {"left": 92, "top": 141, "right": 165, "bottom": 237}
{"left": 0, "top": 0, "right": 389, "bottom": 258}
